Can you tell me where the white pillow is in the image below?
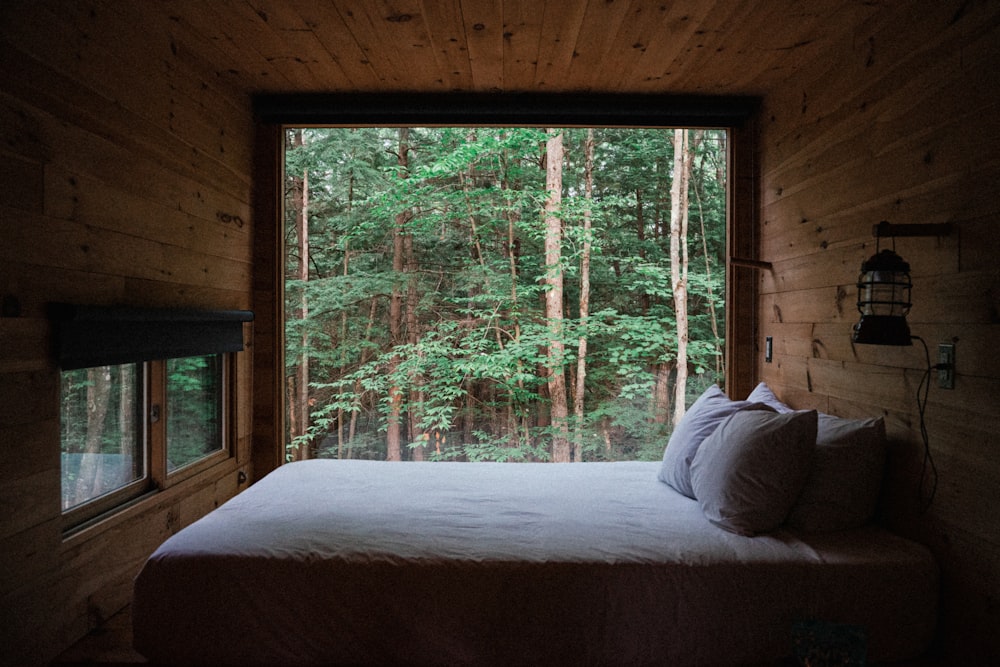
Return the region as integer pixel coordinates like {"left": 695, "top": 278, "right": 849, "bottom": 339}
{"left": 786, "top": 414, "right": 886, "bottom": 532}
{"left": 658, "top": 384, "right": 772, "bottom": 499}
{"left": 746, "top": 381, "right": 793, "bottom": 413}
{"left": 691, "top": 409, "right": 817, "bottom": 536}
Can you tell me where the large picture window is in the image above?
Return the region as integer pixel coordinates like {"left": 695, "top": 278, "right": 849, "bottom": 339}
{"left": 252, "top": 93, "right": 759, "bottom": 476}
{"left": 282, "top": 126, "right": 730, "bottom": 463}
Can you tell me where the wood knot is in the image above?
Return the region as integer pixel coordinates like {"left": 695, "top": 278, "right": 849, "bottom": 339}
{"left": 835, "top": 285, "right": 848, "bottom": 315}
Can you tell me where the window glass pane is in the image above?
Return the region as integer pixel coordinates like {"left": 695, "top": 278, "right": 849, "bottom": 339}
{"left": 166, "top": 355, "right": 223, "bottom": 472}
{"left": 60, "top": 364, "right": 142, "bottom": 511}
{"left": 282, "top": 127, "right": 728, "bottom": 463}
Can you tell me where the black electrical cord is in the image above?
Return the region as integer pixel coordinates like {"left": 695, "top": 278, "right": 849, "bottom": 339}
{"left": 911, "top": 336, "right": 939, "bottom": 513}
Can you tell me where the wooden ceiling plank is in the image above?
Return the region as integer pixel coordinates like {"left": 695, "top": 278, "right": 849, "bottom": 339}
{"left": 241, "top": 0, "right": 356, "bottom": 91}
{"left": 668, "top": 1, "right": 844, "bottom": 94}
{"left": 327, "top": 0, "right": 401, "bottom": 88}
{"left": 384, "top": 0, "right": 454, "bottom": 90}
{"left": 418, "top": 0, "right": 475, "bottom": 91}
{"left": 5, "top": 1, "right": 930, "bottom": 102}
{"left": 13, "top": 0, "right": 897, "bottom": 98}
{"left": 162, "top": 0, "right": 297, "bottom": 90}
{"left": 459, "top": 0, "right": 504, "bottom": 92}
{"left": 614, "top": 0, "right": 726, "bottom": 93}
{"left": 331, "top": 0, "right": 444, "bottom": 90}
{"left": 501, "top": 0, "right": 546, "bottom": 92}
{"left": 562, "top": 0, "right": 635, "bottom": 92}
{"left": 284, "top": 0, "right": 383, "bottom": 90}
{"left": 667, "top": 5, "right": 776, "bottom": 93}
{"left": 532, "top": 0, "right": 589, "bottom": 91}
{"left": 663, "top": 1, "right": 788, "bottom": 93}
{"left": 586, "top": 0, "right": 678, "bottom": 92}
{"left": 203, "top": 0, "right": 325, "bottom": 90}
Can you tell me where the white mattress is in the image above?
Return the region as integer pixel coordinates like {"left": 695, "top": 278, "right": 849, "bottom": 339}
{"left": 133, "top": 460, "right": 937, "bottom": 665}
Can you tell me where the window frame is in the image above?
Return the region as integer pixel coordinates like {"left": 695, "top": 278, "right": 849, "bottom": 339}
{"left": 60, "top": 354, "right": 235, "bottom": 532}
{"left": 152, "top": 353, "right": 233, "bottom": 487}
{"left": 250, "top": 93, "right": 761, "bottom": 476}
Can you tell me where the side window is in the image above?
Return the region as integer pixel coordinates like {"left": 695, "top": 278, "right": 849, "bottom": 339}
{"left": 60, "top": 355, "right": 231, "bottom": 529}
{"left": 60, "top": 363, "right": 144, "bottom": 512}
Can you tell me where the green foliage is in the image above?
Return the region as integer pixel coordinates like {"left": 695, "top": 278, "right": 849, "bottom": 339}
{"left": 285, "top": 127, "right": 728, "bottom": 461}
{"left": 166, "top": 355, "right": 222, "bottom": 471}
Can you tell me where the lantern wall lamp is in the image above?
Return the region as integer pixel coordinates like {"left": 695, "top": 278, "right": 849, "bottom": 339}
{"left": 852, "top": 221, "right": 951, "bottom": 346}
{"left": 851, "top": 220, "right": 953, "bottom": 513}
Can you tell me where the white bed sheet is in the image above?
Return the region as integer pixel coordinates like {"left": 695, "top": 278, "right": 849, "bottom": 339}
{"left": 133, "top": 460, "right": 937, "bottom": 666}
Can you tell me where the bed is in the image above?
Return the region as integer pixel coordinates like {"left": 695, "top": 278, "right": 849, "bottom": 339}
{"left": 132, "top": 458, "right": 937, "bottom": 666}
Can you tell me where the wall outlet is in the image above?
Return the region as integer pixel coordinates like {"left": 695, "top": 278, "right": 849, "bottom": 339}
{"left": 938, "top": 343, "right": 955, "bottom": 389}
{"left": 765, "top": 336, "right": 773, "bottom": 363}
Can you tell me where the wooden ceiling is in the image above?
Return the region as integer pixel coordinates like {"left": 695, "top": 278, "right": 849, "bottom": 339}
{"left": 109, "top": 0, "right": 880, "bottom": 96}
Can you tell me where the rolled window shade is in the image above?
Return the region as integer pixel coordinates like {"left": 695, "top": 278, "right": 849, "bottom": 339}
{"left": 50, "top": 304, "right": 253, "bottom": 370}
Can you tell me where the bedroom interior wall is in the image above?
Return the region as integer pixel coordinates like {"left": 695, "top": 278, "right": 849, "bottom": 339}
{"left": 0, "top": 5, "right": 255, "bottom": 665}
{"left": 756, "top": 2, "right": 1000, "bottom": 661}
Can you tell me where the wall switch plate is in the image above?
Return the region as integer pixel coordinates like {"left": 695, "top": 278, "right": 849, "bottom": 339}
{"left": 765, "top": 336, "right": 773, "bottom": 363}
{"left": 938, "top": 343, "right": 955, "bottom": 389}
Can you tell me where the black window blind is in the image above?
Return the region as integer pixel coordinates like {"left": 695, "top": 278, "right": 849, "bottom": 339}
{"left": 51, "top": 304, "right": 253, "bottom": 370}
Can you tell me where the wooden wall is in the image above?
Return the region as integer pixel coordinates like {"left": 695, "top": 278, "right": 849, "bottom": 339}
{"left": 0, "top": 3, "right": 255, "bottom": 664}
{"left": 757, "top": 1, "right": 1000, "bottom": 661}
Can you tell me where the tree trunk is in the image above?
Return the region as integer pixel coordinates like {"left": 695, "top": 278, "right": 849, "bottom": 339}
{"left": 405, "top": 230, "right": 426, "bottom": 461}
{"left": 287, "top": 129, "right": 312, "bottom": 461}
{"left": 636, "top": 188, "right": 649, "bottom": 315}
{"left": 297, "top": 163, "right": 311, "bottom": 458}
{"left": 348, "top": 298, "right": 379, "bottom": 458}
{"left": 337, "top": 244, "right": 348, "bottom": 458}
{"left": 692, "top": 131, "right": 725, "bottom": 377}
{"left": 653, "top": 362, "right": 673, "bottom": 424}
{"left": 119, "top": 364, "right": 137, "bottom": 478}
{"left": 74, "top": 366, "right": 112, "bottom": 504}
{"left": 670, "top": 129, "right": 692, "bottom": 426}
{"left": 336, "top": 154, "right": 357, "bottom": 458}
{"left": 501, "top": 146, "right": 527, "bottom": 453}
{"left": 386, "top": 127, "right": 410, "bottom": 461}
{"left": 573, "top": 128, "right": 594, "bottom": 462}
{"left": 543, "top": 129, "right": 570, "bottom": 462}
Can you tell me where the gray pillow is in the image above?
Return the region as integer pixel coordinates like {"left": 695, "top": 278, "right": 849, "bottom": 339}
{"left": 691, "top": 409, "right": 818, "bottom": 536}
{"left": 658, "top": 384, "right": 772, "bottom": 499}
{"left": 746, "top": 381, "right": 793, "bottom": 413}
{"left": 786, "top": 414, "right": 886, "bottom": 532}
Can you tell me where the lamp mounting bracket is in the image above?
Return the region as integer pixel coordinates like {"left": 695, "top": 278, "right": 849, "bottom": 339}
{"left": 873, "top": 221, "right": 952, "bottom": 238}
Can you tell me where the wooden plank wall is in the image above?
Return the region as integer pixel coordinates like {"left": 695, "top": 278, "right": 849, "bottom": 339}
{"left": 757, "top": 1, "right": 1000, "bottom": 660}
{"left": 0, "top": 3, "right": 255, "bottom": 664}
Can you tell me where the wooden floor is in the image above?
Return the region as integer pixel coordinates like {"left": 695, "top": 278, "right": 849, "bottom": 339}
{"left": 49, "top": 606, "right": 147, "bottom": 666}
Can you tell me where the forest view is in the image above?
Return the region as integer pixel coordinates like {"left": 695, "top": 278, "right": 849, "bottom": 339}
{"left": 285, "top": 127, "right": 728, "bottom": 463}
